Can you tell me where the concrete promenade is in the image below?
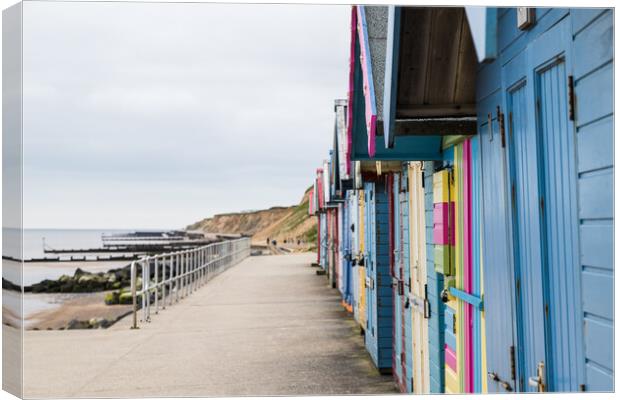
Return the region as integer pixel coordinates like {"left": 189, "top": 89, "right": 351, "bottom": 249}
{"left": 22, "top": 253, "right": 397, "bottom": 397}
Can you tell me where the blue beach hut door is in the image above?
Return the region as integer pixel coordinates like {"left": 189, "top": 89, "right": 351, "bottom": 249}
{"left": 364, "top": 182, "right": 377, "bottom": 346}
{"left": 504, "top": 17, "right": 583, "bottom": 392}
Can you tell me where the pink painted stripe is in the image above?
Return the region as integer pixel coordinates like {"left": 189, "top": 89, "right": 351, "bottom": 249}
{"left": 445, "top": 344, "right": 457, "bottom": 372}
{"left": 433, "top": 202, "right": 455, "bottom": 245}
{"left": 462, "top": 141, "right": 470, "bottom": 392}
{"left": 464, "top": 139, "right": 474, "bottom": 393}
{"left": 356, "top": 7, "right": 377, "bottom": 157}
{"left": 345, "top": 7, "right": 356, "bottom": 175}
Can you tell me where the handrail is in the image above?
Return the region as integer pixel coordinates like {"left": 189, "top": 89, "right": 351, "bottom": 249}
{"left": 130, "top": 237, "right": 251, "bottom": 328}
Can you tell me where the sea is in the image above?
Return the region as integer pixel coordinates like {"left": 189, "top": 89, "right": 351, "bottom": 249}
{"left": 3, "top": 228, "right": 170, "bottom": 322}
{"left": 3, "top": 228, "right": 171, "bottom": 285}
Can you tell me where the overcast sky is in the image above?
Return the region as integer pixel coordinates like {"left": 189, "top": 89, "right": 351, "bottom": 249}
{"left": 21, "top": 1, "right": 350, "bottom": 229}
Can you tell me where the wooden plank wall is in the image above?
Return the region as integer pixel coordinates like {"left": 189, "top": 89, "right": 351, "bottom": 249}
{"left": 571, "top": 9, "right": 614, "bottom": 391}
{"left": 375, "top": 179, "right": 394, "bottom": 370}
{"left": 425, "top": 161, "right": 445, "bottom": 392}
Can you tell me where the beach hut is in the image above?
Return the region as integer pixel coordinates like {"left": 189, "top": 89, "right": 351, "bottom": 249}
{"left": 408, "top": 161, "right": 430, "bottom": 394}
{"left": 355, "top": 187, "right": 367, "bottom": 331}
{"left": 380, "top": 6, "right": 489, "bottom": 394}
{"left": 380, "top": 6, "right": 614, "bottom": 393}
{"left": 389, "top": 166, "right": 414, "bottom": 392}
{"left": 346, "top": 5, "right": 400, "bottom": 373}
{"left": 474, "top": 8, "right": 614, "bottom": 392}
{"left": 362, "top": 178, "right": 393, "bottom": 372}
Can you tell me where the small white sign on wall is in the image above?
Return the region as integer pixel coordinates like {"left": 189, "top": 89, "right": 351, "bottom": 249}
{"left": 517, "top": 7, "right": 536, "bottom": 30}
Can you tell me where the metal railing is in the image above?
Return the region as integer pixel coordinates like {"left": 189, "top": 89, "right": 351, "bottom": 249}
{"left": 130, "top": 237, "right": 251, "bottom": 328}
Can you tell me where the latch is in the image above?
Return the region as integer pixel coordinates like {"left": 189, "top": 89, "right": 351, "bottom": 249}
{"left": 452, "top": 314, "right": 457, "bottom": 335}
{"left": 365, "top": 276, "right": 375, "bottom": 290}
{"left": 497, "top": 106, "right": 506, "bottom": 148}
{"left": 488, "top": 372, "right": 513, "bottom": 392}
{"left": 568, "top": 75, "right": 576, "bottom": 121}
{"left": 423, "top": 283, "right": 430, "bottom": 318}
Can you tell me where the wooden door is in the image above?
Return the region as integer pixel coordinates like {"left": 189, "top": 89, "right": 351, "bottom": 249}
{"left": 409, "top": 162, "right": 430, "bottom": 393}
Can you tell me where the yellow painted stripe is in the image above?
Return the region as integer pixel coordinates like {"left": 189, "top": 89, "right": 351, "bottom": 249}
{"left": 433, "top": 169, "right": 450, "bottom": 203}
{"left": 445, "top": 364, "right": 459, "bottom": 392}
{"left": 454, "top": 144, "right": 464, "bottom": 393}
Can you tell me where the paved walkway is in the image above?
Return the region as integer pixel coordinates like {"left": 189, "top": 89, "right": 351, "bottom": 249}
{"left": 23, "top": 253, "right": 397, "bottom": 398}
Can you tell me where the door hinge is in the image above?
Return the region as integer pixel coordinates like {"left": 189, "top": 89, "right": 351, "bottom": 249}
{"left": 540, "top": 196, "right": 545, "bottom": 214}
{"left": 508, "top": 111, "right": 514, "bottom": 139}
{"left": 421, "top": 171, "right": 425, "bottom": 188}
{"left": 511, "top": 183, "right": 516, "bottom": 210}
{"left": 568, "top": 75, "right": 576, "bottom": 121}
{"left": 497, "top": 106, "right": 506, "bottom": 148}
{"left": 510, "top": 346, "right": 516, "bottom": 381}
{"left": 487, "top": 113, "right": 494, "bottom": 141}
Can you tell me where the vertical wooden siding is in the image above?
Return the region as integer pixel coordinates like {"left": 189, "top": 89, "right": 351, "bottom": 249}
{"left": 572, "top": 9, "right": 614, "bottom": 391}
{"left": 425, "top": 161, "right": 445, "bottom": 392}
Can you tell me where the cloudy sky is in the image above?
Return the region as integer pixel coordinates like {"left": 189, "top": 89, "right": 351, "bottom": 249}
{"left": 21, "top": 1, "right": 350, "bottom": 229}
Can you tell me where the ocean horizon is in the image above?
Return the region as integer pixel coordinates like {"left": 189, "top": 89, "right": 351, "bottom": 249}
{"left": 3, "top": 228, "right": 175, "bottom": 260}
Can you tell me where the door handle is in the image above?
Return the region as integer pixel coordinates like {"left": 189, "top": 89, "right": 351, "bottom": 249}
{"left": 528, "top": 361, "right": 546, "bottom": 392}
{"left": 528, "top": 376, "right": 541, "bottom": 388}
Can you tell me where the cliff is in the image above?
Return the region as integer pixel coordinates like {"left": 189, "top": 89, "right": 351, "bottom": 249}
{"left": 187, "top": 187, "right": 317, "bottom": 249}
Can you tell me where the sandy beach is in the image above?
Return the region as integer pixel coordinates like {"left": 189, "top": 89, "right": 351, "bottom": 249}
{"left": 3, "top": 258, "right": 134, "bottom": 330}
{"left": 3, "top": 290, "right": 133, "bottom": 330}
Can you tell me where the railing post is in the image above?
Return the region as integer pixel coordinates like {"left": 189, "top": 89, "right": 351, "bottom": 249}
{"left": 141, "top": 259, "right": 147, "bottom": 323}
{"left": 131, "top": 261, "right": 138, "bottom": 329}
{"left": 162, "top": 255, "right": 167, "bottom": 309}
{"left": 180, "top": 252, "right": 184, "bottom": 298}
{"left": 155, "top": 257, "right": 159, "bottom": 314}
{"left": 176, "top": 253, "right": 180, "bottom": 302}
{"left": 145, "top": 258, "right": 151, "bottom": 322}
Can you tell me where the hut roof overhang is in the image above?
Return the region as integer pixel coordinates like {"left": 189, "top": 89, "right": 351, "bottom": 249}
{"left": 347, "top": 6, "right": 498, "bottom": 161}
{"left": 379, "top": 6, "right": 497, "bottom": 148}
{"left": 347, "top": 6, "right": 441, "bottom": 161}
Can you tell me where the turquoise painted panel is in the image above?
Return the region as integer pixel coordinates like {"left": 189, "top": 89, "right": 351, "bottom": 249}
{"left": 581, "top": 269, "right": 613, "bottom": 320}
{"left": 583, "top": 315, "right": 613, "bottom": 370}
{"left": 476, "top": 61, "right": 501, "bottom": 103}
{"left": 576, "top": 117, "right": 613, "bottom": 173}
{"left": 575, "top": 63, "right": 613, "bottom": 126}
{"left": 578, "top": 171, "right": 613, "bottom": 219}
{"left": 499, "top": 9, "right": 569, "bottom": 66}
{"left": 573, "top": 10, "right": 613, "bottom": 78}
{"left": 579, "top": 224, "right": 613, "bottom": 269}
{"left": 585, "top": 362, "right": 613, "bottom": 391}
{"left": 571, "top": 8, "right": 606, "bottom": 34}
